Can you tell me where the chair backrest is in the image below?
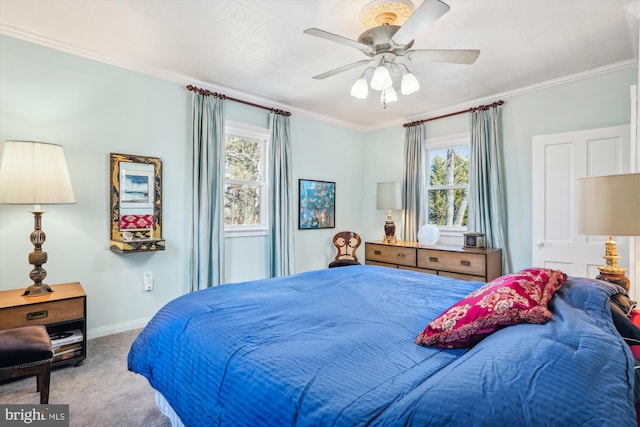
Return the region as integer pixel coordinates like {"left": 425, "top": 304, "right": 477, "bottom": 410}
{"left": 332, "top": 231, "right": 361, "bottom": 262}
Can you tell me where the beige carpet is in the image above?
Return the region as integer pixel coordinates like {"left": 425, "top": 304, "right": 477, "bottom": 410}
{"left": 0, "top": 329, "right": 171, "bottom": 427}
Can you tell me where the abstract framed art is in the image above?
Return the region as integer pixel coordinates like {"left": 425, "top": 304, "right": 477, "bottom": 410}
{"left": 298, "top": 179, "right": 335, "bottom": 229}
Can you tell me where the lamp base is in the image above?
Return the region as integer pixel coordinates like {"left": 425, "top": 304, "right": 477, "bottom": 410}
{"left": 22, "top": 210, "right": 54, "bottom": 297}
{"left": 383, "top": 220, "right": 397, "bottom": 244}
{"left": 22, "top": 283, "right": 54, "bottom": 297}
{"left": 594, "top": 235, "right": 630, "bottom": 291}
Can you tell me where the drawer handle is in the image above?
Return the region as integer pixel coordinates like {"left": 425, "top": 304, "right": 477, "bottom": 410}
{"left": 429, "top": 257, "right": 439, "bottom": 262}
{"left": 397, "top": 253, "right": 405, "bottom": 259}
{"left": 374, "top": 250, "right": 381, "bottom": 255}
{"left": 26, "top": 310, "right": 48, "bottom": 321}
{"left": 461, "top": 260, "right": 471, "bottom": 266}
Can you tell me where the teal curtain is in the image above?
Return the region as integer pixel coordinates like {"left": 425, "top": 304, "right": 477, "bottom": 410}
{"left": 269, "top": 113, "right": 295, "bottom": 276}
{"left": 403, "top": 124, "right": 425, "bottom": 242}
{"left": 468, "top": 106, "right": 511, "bottom": 273}
{"left": 189, "top": 93, "right": 226, "bottom": 290}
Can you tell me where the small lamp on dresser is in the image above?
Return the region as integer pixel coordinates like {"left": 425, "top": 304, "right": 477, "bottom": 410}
{"left": 577, "top": 173, "right": 640, "bottom": 291}
{"left": 377, "top": 182, "right": 402, "bottom": 244}
{"left": 0, "top": 140, "right": 76, "bottom": 296}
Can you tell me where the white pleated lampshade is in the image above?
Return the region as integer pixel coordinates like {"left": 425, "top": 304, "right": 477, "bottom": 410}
{"left": 577, "top": 173, "right": 640, "bottom": 236}
{"left": 0, "top": 140, "right": 76, "bottom": 205}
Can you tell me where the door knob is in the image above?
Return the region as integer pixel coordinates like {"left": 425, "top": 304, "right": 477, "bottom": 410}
{"left": 535, "top": 240, "right": 544, "bottom": 247}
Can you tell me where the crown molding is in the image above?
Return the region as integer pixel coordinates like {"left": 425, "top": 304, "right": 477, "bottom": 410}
{"left": 401, "top": 59, "right": 638, "bottom": 127}
{"left": 0, "top": 25, "right": 367, "bottom": 131}
{"left": 1, "top": 24, "right": 637, "bottom": 133}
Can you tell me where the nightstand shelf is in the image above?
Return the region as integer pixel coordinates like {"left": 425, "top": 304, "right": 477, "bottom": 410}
{"left": 365, "top": 241, "right": 502, "bottom": 282}
{"left": 0, "top": 282, "right": 87, "bottom": 367}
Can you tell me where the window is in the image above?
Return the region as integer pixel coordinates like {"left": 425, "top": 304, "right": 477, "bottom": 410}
{"left": 424, "top": 133, "right": 470, "bottom": 233}
{"left": 224, "top": 122, "right": 269, "bottom": 236}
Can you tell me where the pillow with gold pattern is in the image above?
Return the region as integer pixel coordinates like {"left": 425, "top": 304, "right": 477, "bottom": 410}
{"left": 415, "top": 268, "right": 566, "bottom": 348}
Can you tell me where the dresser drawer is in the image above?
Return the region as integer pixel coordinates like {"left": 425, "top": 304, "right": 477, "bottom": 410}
{"left": 418, "top": 249, "right": 486, "bottom": 276}
{"left": 0, "top": 298, "right": 84, "bottom": 329}
{"left": 399, "top": 265, "right": 437, "bottom": 275}
{"left": 439, "top": 271, "right": 486, "bottom": 282}
{"left": 366, "top": 244, "right": 416, "bottom": 267}
{"left": 365, "top": 260, "right": 398, "bottom": 268}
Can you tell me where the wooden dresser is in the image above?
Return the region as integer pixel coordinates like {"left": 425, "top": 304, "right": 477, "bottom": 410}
{"left": 0, "top": 282, "right": 87, "bottom": 367}
{"left": 365, "top": 241, "right": 502, "bottom": 282}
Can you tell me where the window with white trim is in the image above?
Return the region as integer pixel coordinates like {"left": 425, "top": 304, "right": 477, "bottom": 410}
{"left": 424, "top": 133, "right": 470, "bottom": 234}
{"left": 224, "top": 122, "right": 269, "bottom": 236}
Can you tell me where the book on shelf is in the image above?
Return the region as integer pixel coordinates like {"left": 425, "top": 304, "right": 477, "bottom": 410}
{"left": 53, "top": 342, "right": 82, "bottom": 356}
{"left": 52, "top": 348, "right": 82, "bottom": 363}
{"left": 49, "top": 329, "right": 83, "bottom": 348}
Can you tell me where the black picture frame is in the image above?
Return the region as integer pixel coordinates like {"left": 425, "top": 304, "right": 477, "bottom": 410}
{"left": 298, "top": 179, "right": 335, "bottom": 229}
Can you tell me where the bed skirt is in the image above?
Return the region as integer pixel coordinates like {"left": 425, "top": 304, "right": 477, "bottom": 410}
{"left": 155, "top": 390, "right": 185, "bottom": 427}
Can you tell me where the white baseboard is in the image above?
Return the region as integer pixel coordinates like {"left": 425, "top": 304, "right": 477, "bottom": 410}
{"left": 87, "top": 318, "right": 151, "bottom": 339}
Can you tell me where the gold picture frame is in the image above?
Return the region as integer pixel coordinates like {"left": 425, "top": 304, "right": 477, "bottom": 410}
{"left": 109, "top": 153, "right": 165, "bottom": 253}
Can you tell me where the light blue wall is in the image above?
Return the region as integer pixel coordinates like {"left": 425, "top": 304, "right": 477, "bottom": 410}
{"left": 0, "top": 35, "right": 363, "bottom": 336}
{"left": 0, "top": 35, "right": 191, "bottom": 336}
{"left": 0, "top": 34, "right": 635, "bottom": 337}
{"left": 292, "top": 115, "right": 365, "bottom": 272}
{"left": 362, "top": 68, "right": 636, "bottom": 272}
{"left": 361, "top": 125, "right": 405, "bottom": 242}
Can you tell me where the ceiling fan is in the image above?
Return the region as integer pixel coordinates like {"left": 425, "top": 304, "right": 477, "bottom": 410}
{"left": 303, "top": 0, "right": 479, "bottom": 106}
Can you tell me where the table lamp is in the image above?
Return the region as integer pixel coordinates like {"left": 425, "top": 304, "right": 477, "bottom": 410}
{"left": 377, "top": 182, "right": 402, "bottom": 243}
{"left": 577, "top": 173, "right": 640, "bottom": 291}
{"left": 0, "top": 141, "right": 76, "bottom": 296}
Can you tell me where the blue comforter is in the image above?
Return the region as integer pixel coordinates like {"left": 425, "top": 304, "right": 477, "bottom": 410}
{"left": 128, "top": 265, "right": 635, "bottom": 426}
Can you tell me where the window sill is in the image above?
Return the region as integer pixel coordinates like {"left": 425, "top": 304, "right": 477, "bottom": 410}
{"left": 225, "top": 228, "right": 268, "bottom": 238}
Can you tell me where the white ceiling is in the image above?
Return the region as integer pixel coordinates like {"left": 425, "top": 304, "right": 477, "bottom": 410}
{"left": 0, "top": 0, "right": 638, "bottom": 130}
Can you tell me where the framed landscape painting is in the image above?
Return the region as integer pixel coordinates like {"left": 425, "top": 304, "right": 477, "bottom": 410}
{"left": 298, "top": 179, "right": 335, "bottom": 229}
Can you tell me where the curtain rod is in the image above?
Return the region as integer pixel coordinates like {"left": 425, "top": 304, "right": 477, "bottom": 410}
{"left": 186, "top": 85, "right": 291, "bottom": 117}
{"left": 403, "top": 100, "right": 504, "bottom": 128}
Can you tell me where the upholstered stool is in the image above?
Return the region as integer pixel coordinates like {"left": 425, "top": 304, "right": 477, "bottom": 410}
{"left": 0, "top": 325, "right": 53, "bottom": 403}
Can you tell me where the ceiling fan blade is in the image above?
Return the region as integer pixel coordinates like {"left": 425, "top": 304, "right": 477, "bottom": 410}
{"left": 303, "top": 28, "right": 373, "bottom": 54}
{"left": 406, "top": 49, "right": 480, "bottom": 64}
{"left": 312, "top": 60, "right": 372, "bottom": 80}
{"left": 392, "top": 0, "right": 450, "bottom": 46}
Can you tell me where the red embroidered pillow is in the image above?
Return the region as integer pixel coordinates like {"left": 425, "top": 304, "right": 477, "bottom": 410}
{"left": 416, "top": 268, "right": 566, "bottom": 348}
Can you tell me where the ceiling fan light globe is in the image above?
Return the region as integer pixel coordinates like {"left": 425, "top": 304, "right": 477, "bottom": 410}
{"left": 370, "top": 65, "right": 392, "bottom": 91}
{"left": 401, "top": 72, "right": 420, "bottom": 95}
{"left": 382, "top": 86, "right": 398, "bottom": 103}
{"left": 350, "top": 78, "right": 369, "bottom": 99}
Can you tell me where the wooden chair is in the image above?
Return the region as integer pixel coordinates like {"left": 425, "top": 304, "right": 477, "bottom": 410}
{"left": 0, "top": 326, "right": 53, "bottom": 404}
{"left": 328, "top": 231, "right": 362, "bottom": 268}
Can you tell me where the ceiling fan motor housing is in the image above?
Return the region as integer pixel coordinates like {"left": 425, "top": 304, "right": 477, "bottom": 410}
{"left": 357, "top": 25, "right": 414, "bottom": 57}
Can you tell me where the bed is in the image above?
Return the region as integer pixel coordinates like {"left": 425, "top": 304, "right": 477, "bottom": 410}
{"left": 128, "top": 265, "right": 636, "bottom": 426}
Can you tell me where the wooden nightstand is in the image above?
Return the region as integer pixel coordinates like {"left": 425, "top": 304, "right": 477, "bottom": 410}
{"left": 0, "top": 282, "right": 87, "bottom": 367}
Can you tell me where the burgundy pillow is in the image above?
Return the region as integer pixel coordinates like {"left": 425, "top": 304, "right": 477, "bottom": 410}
{"left": 416, "top": 268, "right": 566, "bottom": 348}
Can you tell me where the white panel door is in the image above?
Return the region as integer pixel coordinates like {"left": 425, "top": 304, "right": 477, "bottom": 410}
{"left": 532, "top": 125, "right": 630, "bottom": 277}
